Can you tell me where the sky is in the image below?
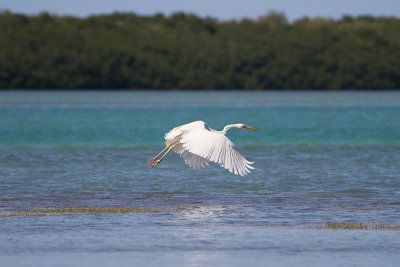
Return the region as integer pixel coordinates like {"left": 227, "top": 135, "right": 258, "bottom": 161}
{"left": 1, "top": 0, "right": 400, "bottom": 22}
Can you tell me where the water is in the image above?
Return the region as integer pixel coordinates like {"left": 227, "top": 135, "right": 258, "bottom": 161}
{"left": 1, "top": 91, "right": 400, "bottom": 266}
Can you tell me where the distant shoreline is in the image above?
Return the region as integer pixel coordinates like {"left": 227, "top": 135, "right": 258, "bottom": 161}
{"left": 1, "top": 89, "right": 400, "bottom": 91}
{"left": 1, "top": 11, "right": 400, "bottom": 90}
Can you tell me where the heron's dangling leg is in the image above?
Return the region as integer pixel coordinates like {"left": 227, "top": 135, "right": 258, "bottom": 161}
{"left": 147, "top": 142, "right": 179, "bottom": 166}
{"left": 149, "top": 143, "right": 178, "bottom": 168}
{"left": 147, "top": 145, "right": 170, "bottom": 165}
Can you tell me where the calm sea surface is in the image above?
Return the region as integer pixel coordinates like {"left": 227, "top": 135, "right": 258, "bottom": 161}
{"left": 1, "top": 91, "right": 400, "bottom": 266}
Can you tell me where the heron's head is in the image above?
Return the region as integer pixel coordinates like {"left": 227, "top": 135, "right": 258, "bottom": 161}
{"left": 239, "top": 124, "right": 259, "bottom": 130}
{"left": 222, "top": 123, "right": 259, "bottom": 133}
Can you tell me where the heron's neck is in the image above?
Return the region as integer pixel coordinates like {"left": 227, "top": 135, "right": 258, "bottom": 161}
{"left": 220, "top": 124, "right": 241, "bottom": 134}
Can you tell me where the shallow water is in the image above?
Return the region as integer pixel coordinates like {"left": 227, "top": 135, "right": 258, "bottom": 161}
{"left": 1, "top": 91, "right": 400, "bottom": 266}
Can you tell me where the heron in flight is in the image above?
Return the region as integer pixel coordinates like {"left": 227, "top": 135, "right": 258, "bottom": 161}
{"left": 147, "top": 120, "right": 259, "bottom": 176}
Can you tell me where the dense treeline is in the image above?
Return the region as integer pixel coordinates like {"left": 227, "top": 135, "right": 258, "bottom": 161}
{"left": 1, "top": 11, "right": 400, "bottom": 89}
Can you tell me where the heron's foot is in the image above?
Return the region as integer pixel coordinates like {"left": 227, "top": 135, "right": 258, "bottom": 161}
{"left": 146, "top": 157, "right": 157, "bottom": 165}
{"left": 149, "top": 159, "right": 161, "bottom": 168}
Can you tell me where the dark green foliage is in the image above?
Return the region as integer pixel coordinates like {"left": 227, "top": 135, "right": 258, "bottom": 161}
{"left": 1, "top": 11, "right": 400, "bottom": 89}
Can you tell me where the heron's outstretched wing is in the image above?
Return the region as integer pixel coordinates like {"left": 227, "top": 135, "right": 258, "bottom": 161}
{"left": 178, "top": 150, "right": 210, "bottom": 170}
{"left": 174, "top": 125, "right": 254, "bottom": 176}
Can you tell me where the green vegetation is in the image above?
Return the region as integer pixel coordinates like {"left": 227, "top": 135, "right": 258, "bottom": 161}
{"left": 241, "top": 223, "right": 400, "bottom": 230}
{"left": 1, "top": 207, "right": 162, "bottom": 217}
{"left": 306, "top": 222, "right": 400, "bottom": 231}
{"left": 1, "top": 11, "right": 400, "bottom": 89}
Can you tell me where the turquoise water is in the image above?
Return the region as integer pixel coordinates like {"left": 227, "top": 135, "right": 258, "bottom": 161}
{"left": 1, "top": 91, "right": 400, "bottom": 266}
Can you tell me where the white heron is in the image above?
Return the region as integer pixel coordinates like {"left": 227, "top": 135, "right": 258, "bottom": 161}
{"left": 147, "top": 120, "right": 259, "bottom": 176}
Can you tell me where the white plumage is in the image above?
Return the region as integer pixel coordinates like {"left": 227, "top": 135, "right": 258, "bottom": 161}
{"left": 147, "top": 120, "right": 259, "bottom": 176}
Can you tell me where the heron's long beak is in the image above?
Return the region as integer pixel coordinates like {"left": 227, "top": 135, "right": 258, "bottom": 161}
{"left": 244, "top": 126, "right": 259, "bottom": 130}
